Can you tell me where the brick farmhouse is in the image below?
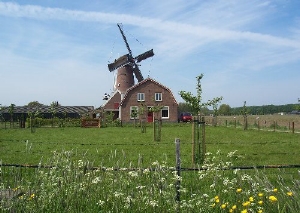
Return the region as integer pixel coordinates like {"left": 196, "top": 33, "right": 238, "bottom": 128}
{"left": 102, "top": 78, "right": 178, "bottom": 123}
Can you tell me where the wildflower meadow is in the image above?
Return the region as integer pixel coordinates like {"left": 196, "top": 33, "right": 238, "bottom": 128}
{"left": 0, "top": 125, "right": 299, "bottom": 212}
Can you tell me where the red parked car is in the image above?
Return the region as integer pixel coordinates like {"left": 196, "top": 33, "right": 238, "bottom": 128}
{"left": 178, "top": 112, "right": 193, "bottom": 122}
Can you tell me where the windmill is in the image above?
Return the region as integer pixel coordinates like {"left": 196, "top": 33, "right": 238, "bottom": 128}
{"left": 108, "top": 23, "right": 154, "bottom": 93}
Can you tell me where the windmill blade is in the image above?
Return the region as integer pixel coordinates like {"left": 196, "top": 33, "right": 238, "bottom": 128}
{"left": 132, "top": 64, "right": 144, "bottom": 82}
{"left": 135, "top": 49, "right": 154, "bottom": 63}
{"left": 117, "top": 23, "right": 133, "bottom": 57}
{"left": 108, "top": 54, "right": 132, "bottom": 72}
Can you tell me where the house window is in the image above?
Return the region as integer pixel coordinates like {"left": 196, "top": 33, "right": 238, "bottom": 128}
{"left": 161, "top": 106, "right": 169, "bottom": 119}
{"left": 137, "top": 93, "right": 145, "bottom": 102}
{"left": 155, "top": 93, "right": 162, "bottom": 101}
{"left": 130, "top": 106, "right": 139, "bottom": 119}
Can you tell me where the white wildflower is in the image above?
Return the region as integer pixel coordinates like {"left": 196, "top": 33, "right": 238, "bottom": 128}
{"left": 136, "top": 185, "right": 146, "bottom": 190}
{"left": 126, "top": 195, "right": 133, "bottom": 203}
{"left": 202, "top": 193, "right": 209, "bottom": 198}
{"left": 223, "top": 177, "right": 229, "bottom": 186}
{"left": 152, "top": 161, "right": 159, "bottom": 166}
{"left": 199, "top": 173, "right": 206, "bottom": 180}
{"left": 233, "top": 168, "right": 240, "bottom": 174}
{"left": 128, "top": 171, "right": 139, "bottom": 177}
{"left": 78, "top": 160, "right": 84, "bottom": 168}
{"left": 241, "top": 174, "right": 252, "bottom": 181}
{"left": 143, "top": 168, "right": 150, "bottom": 174}
{"left": 96, "top": 200, "right": 105, "bottom": 206}
{"left": 227, "top": 150, "right": 238, "bottom": 158}
{"left": 92, "top": 177, "right": 101, "bottom": 184}
{"left": 114, "top": 191, "right": 124, "bottom": 198}
{"left": 146, "top": 200, "right": 158, "bottom": 207}
{"left": 179, "top": 188, "right": 187, "bottom": 193}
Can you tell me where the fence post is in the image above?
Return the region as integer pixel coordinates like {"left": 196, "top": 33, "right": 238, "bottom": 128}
{"left": 201, "top": 117, "right": 206, "bottom": 163}
{"left": 192, "top": 118, "right": 196, "bottom": 165}
{"left": 153, "top": 119, "right": 161, "bottom": 141}
{"left": 273, "top": 121, "right": 276, "bottom": 132}
{"left": 292, "top": 122, "right": 295, "bottom": 134}
{"left": 175, "top": 138, "right": 181, "bottom": 209}
{"left": 192, "top": 117, "right": 206, "bottom": 165}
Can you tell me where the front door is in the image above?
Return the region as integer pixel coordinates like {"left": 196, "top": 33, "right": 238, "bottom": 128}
{"left": 147, "top": 111, "right": 153, "bottom": 122}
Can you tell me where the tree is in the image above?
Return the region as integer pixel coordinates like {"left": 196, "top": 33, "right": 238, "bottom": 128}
{"left": 211, "top": 101, "right": 221, "bottom": 127}
{"left": 219, "top": 104, "right": 231, "bottom": 115}
{"left": 9, "top": 103, "right": 15, "bottom": 128}
{"left": 179, "top": 74, "right": 223, "bottom": 117}
{"left": 149, "top": 104, "right": 164, "bottom": 141}
{"left": 50, "top": 102, "right": 58, "bottom": 127}
{"left": 0, "top": 104, "right": 4, "bottom": 121}
{"left": 178, "top": 102, "right": 195, "bottom": 114}
{"left": 179, "top": 74, "right": 223, "bottom": 165}
{"left": 27, "top": 101, "right": 44, "bottom": 107}
{"left": 296, "top": 98, "right": 300, "bottom": 111}
{"left": 130, "top": 107, "right": 138, "bottom": 128}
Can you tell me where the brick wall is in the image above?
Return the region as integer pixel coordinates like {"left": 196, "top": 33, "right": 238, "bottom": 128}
{"left": 120, "top": 80, "right": 178, "bottom": 122}
{"left": 103, "top": 92, "right": 121, "bottom": 110}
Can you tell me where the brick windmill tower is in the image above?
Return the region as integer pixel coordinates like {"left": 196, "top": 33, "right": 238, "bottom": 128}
{"left": 107, "top": 23, "right": 154, "bottom": 96}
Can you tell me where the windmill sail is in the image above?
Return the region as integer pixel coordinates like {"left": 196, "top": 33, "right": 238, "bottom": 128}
{"left": 132, "top": 65, "right": 144, "bottom": 82}
{"left": 135, "top": 49, "right": 154, "bottom": 63}
{"left": 108, "top": 54, "right": 132, "bottom": 72}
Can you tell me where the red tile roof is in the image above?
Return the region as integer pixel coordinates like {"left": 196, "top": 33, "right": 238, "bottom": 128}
{"left": 120, "top": 77, "right": 177, "bottom": 106}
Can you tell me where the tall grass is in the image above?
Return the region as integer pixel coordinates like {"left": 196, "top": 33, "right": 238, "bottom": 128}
{"left": 1, "top": 150, "right": 299, "bottom": 212}
{"left": 1, "top": 125, "right": 299, "bottom": 212}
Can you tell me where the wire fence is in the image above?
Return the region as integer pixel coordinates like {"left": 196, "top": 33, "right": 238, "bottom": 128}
{"left": 205, "top": 115, "right": 300, "bottom": 133}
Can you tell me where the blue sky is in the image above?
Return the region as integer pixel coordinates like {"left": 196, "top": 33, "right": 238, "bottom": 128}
{"left": 0, "top": 0, "right": 299, "bottom": 108}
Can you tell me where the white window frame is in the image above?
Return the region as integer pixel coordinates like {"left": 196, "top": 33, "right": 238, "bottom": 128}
{"left": 137, "top": 93, "right": 145, "bottom": 102}
{"left": 155, "top": 93, "right": 162, "bottom": 101}
{"left": 161, "top": 106, "right": 169, "bottom": 119}
{"left": 130, "top": 106, "right": 139, "bottom": 119}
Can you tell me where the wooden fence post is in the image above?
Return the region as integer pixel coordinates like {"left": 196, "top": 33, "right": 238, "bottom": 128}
{"left": 292, "top": 122, "right": 295, "bottom": 134}
{"left": 192, "top": 119, "right": 196, "bottom": 165}
{"left": 175, "top": 138, "right": 181, "bottom": 209}
{"left": 201, "top": 117, "right": 206, "bottom": 163}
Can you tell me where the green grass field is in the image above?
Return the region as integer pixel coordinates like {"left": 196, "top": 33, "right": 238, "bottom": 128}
{"left": 1, "top": 124, "right": 299, "bottom": 167}
{"left": 1, "top": 124, "right": 299, "bottom": 212}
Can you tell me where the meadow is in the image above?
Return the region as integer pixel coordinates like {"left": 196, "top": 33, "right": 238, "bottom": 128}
{"left": 0, "top": 124, "right": 300, "bottom": 212}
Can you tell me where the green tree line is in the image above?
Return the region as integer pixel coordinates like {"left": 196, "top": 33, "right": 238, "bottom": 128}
{"left": 178, "top": 103, "right": 300, "bottom": 116}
